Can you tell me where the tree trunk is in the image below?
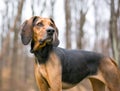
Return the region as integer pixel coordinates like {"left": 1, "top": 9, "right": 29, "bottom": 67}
{"left": 76, "top": 10, "right": 86, "bottom": 49}
{"left": 117, "top": 0, "right": 120, "bottom": 65}
{"left": 109, "top": 0, "right": 119, "bottom": 64}
{"left": 11, "top": 0, "right": 25, "bottom": 90}
{"left": 64, "top": 0, "right": 71, "bottom": 48}
{"left": 50, "top": 0, "right": 56, "bottom": 18}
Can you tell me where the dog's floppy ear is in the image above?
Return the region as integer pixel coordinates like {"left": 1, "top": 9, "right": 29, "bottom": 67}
{"left": 53, "top": 28, "right": 60, "bottom": 47}
{"left": 50, "top": 18, "right": 60, "bottom": 47}
{"left": 21, "top": 16, "right": 38, "bottom": 45}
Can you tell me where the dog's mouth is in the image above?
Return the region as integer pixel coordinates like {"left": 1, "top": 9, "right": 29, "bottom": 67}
{"left": 39, "top": 37, "right": 53, "bottom": 45}
{"left": 31, "top": 37, "right": 53, "bottom": 53}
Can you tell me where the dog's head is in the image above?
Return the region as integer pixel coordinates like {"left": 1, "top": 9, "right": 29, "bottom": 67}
{"left": 21, "top": 16, "right": 59, "bottom": 52}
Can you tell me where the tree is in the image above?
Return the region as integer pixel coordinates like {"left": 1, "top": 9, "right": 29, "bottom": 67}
{"left": 64, "top": 0, "right": 72, "bottom": 48}
{"left": 76, "top": 10, "right": 87, "bottom": 49}
{"left": 109, "top": 0, "right": 120, "bottom": 65}
{"left": 11, "top": 0, "right": 25, "bottom": 90}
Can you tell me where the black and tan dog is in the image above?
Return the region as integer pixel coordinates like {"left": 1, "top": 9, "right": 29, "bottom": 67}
{"left": 21, "top": 16, "right": 120, "bottom": 91}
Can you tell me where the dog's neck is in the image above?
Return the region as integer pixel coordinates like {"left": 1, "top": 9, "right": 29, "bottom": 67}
{"left": 33, "top": 44, "right": 53, "bottom": 64}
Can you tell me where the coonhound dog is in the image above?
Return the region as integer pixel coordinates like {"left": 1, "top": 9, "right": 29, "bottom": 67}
{"left": 21, "top": 16, "right": 120, "bottom": 91}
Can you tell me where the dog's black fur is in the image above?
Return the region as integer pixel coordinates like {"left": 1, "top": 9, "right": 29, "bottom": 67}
{"left": 31, "top": 40, "right": 104, "bottom": 84}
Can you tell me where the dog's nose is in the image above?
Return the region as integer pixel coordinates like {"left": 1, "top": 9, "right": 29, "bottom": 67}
{"left": 46, "top": 27, "right": 55, "bottom": 35}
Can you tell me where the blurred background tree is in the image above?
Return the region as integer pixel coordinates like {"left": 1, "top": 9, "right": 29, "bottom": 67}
{"left": 0, "top": 0, "right": 120, "bottom": 91}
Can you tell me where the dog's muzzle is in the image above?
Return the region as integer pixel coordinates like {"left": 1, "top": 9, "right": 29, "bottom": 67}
{"left": 39, "top": 26, "right": 55, "bottom": 45}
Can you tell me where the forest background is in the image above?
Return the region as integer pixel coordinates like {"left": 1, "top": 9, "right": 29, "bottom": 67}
{"left": 0, "top": 0, "right": 120, "bottom": 91}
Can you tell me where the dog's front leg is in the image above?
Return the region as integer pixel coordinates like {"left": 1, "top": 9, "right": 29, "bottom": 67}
{"left": 46, "top": 53, "right": 62, "bottom": 91}
{"left": 48, "top": 70, "right": 62, "bottom": 91}
{"left": 34, "top": 64, "right": 49, "bottom": 91}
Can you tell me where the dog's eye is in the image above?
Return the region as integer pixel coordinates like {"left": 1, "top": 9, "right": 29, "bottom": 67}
{"left": 50, "top": 23, "right": 54, "bottom": 27}
{"left": 37, "top": 22, "right": 44, "bottom": 27}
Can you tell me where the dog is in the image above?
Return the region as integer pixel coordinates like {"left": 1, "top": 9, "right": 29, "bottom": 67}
{"left": 21, "top": 16, "right": 120, "bottom": 91}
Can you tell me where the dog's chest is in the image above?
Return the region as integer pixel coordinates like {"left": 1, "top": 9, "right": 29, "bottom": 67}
{"left": 35, "top": 52, "right": 62, "bottom": 87}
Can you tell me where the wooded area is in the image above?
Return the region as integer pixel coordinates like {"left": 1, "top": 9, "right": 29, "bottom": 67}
{"left": 0, "top": 0, "right": 120, "bottom": 91}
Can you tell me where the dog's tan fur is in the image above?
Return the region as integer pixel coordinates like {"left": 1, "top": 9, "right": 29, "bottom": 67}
{"left": 34, "top": 52, "right": 62, "bottom": 91}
